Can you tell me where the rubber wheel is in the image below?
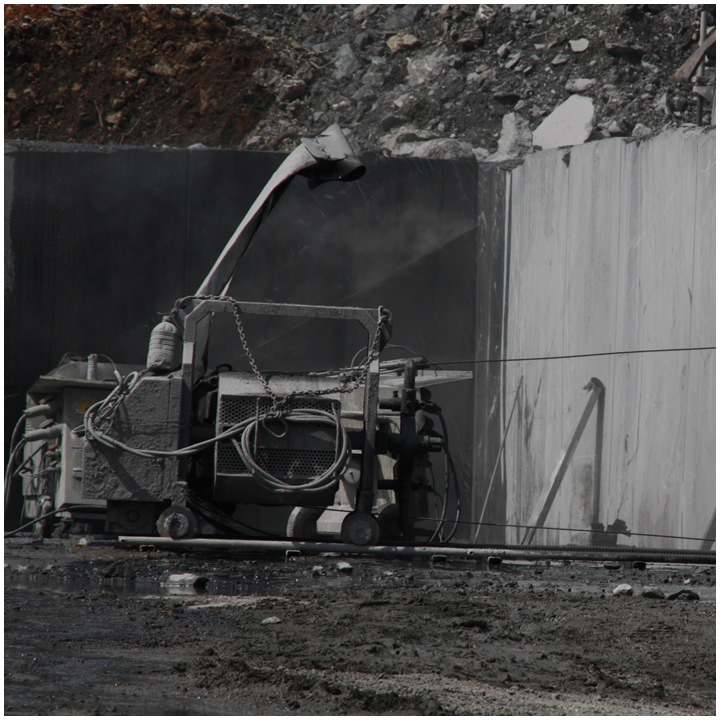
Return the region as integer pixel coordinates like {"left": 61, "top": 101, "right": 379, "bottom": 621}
{"left": 286, "top": 506, "right": 323, "bottom": 540}
{"left": 156, "top": 505, "right": 197, "bottom": 539}
{"left": 341, "top": 512, "right": 380, "bottom": 546}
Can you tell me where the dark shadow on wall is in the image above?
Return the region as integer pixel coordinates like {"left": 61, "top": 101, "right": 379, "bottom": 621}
{"left": 5, "top": 142, "right": 506, "bottom": 538}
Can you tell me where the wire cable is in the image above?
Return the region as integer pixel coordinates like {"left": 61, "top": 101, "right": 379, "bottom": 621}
{"left": 437, "top": 345, "right": 715, "bottom": 366}
{"left": 4, "top": 505, "right": 85, "bottom": 538}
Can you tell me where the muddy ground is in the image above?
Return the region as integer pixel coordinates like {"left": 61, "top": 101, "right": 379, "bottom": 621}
{"left": 4, "top": 537, "right": 715, "bottom": 716}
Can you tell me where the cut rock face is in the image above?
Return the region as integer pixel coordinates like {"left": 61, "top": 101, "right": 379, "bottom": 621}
{"left": 532, "top": 95, "right": 595, "bottom": 150}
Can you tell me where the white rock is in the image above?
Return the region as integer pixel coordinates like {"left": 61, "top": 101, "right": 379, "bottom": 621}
{"left": 407, "top": 48, "right": 449, "bottom": 86}
{"left": 569, "top": 38, "right": 590, "bottom": 53}
{"left": 612, "top": 583, "right": 633, "bottom": 596}
{"left": 163, "top": 573, "right": 209, "bottom": 588}
{"left": 532, "top": 95, "right": 595, "bottom": 150}
{"left": 565, "top": 78, "right": 596, "bottom": 94}
{"left": 473, "top": 146, "right": 491, "bottom": 161}
{"left": 487, "top": 112, "right": 533, "bottom": 162}
{"left": 632, "top": 123, "right": 654, "bottom": 139}
{"left": 261, "top": 616, "right": 283, "bottom": 625}
{"left": 392, "top": 138, "right": 475, "bottom": 160}
{"left": 335, "top": 561, "right": 353, "bottom": 574}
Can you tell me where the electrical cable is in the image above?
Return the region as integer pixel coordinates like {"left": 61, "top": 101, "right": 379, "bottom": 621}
{"left": 4, "top": 415, "right": 27, "bottom": 510}
{"left": 188, "top": 492, "right": 285, "bottom": 539}
{"left": 437, "top": 345, "right": 715, "bottom": 366}
{"left": 4, "top": 504, "right": 84, "bottom": 538}
{"left": 292, "top": 503, "right": 712, "bottom": 546}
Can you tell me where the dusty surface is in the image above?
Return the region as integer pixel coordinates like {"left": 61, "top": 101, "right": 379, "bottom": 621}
{"left": 4, "top": 4, "right": 713, "bottom": 154}
{"left": 4, "top": 538, "right": 715, "bottom": 716}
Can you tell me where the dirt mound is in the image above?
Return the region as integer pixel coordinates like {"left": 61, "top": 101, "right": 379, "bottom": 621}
{"left": 4, "top": 4, "right": 715, "bottom": 155}
{"left": 5, "top": 4, "right": 277, "bottom": 147}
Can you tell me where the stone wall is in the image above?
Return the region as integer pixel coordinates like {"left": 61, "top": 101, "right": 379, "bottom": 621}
{"left": 500, "top": 128, "right": 715, "bottom": 549}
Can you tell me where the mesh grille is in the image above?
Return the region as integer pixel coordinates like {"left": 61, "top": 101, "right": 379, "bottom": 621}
{"left": 216, "top": 394, "right": 341, "bottom": 481}
{"left": 219, "top": 395, "right": 337, "bottom": 425}
{"left": 216, "top": 441, "right": 337, "bottom": 480}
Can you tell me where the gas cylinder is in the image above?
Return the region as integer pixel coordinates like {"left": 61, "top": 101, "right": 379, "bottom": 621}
{"left": 146, "top": 318, "right": 182, "bottom": 372}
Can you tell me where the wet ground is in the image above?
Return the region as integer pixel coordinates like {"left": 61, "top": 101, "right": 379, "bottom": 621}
{"left": 4, "top": 537, "right": 716, "bottom": 715}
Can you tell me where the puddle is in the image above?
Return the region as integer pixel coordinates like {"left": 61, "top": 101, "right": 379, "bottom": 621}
{"left": 4, "top": 553, "right": 715, "bottom": 603}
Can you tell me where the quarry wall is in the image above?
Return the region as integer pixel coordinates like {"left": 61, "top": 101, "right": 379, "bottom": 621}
{"left": 5, "top": 129, "right": 715, "bottom": 547}
{"left": 4, "top": 142, "right": 491, "bottom": 534}
{"left": 500, "top": 128, "right": 715, "bottom": 549}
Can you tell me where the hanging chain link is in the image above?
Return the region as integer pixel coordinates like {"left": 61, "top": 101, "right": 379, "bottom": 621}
{"left": 178, "top": 295, "right": 387, "bottom": 417}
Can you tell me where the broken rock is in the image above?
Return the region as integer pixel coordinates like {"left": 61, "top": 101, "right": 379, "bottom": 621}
{"left": 605, "top": 42, "right": 645, "bottom": 61}
{"left": 667, "top": 589, "right": 700, "bottom": 601}
{"left": 641, "top": 586, "right": 665, "bottom": 599}
{"left": 163, "top": 573, "right": 209, "bottom": 589}
{"left": 261, "top": 616, "right": 283, "bottom": 625}
{"left": 333, "top": 44, "right": 358, "bottom": 80}
{"left": 387, "top": 33, "right": 420, "bottom": 53}
{"left": 392, "top": 137, "right": 475, "bottom": 160}
{"left": 407, "top": 49, "right": 449, "bottom": 86}
{"left": 612, "top": 583, "right": 634, "bottom": 596}
{"left": 532, "top": 94, "right": 595, "bottom": 150}
{"left": 569, "top": 38, "right": 590, "bottom": 53}
{"left": 631, "top": 123, "right": 653, "bottom": 139}
{"left": 487, "top": 112, "right": 533, "bottom": 162}
{"left": 565, "top": 78, "right": 596, "bottom": 94}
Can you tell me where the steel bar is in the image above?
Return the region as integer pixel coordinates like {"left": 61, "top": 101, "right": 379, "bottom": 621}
{"left": 473, "top": 376, "right": 523, "bottom": 544}
{"left": 118, "top": 536, "right": 716, "bottom": 565}
{"left": 521, "top": 378, "right": 604, "bottom": 545}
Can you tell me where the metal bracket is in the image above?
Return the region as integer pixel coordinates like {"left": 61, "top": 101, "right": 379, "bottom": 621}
{"left": 521, "top": 378, "right": 605, "bottom": 545}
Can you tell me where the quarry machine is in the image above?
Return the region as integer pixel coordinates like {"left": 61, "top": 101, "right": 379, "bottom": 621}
{"left": 8, "top": 126, "right": 465, "bottom": 546}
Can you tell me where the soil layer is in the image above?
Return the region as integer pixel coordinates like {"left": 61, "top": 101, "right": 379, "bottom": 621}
{"left": 4, "top": 538, "right": 715, "bottom": 715}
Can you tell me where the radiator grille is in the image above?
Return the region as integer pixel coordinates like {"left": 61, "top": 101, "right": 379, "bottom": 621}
{"left": 219, "top": 395, "right": 337, "bottom": 424}
{"left": 215, "top": 393, "right": 341, "bottom": 480}
{"left": 216, "top": 442, "right": 337, "bottom": 479}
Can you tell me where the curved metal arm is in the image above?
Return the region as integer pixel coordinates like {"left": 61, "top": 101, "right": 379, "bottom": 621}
{"left": 196, "top": 124, "right": 365, "bottom": 298}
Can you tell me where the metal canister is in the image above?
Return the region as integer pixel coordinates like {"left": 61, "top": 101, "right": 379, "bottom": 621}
{"left": 146, "top": 318, "right": 182, "bottom": 372}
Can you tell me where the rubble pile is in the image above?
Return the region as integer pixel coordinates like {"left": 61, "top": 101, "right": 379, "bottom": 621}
{"left": 4, "top": 4, "right": 714, "bottom": 159}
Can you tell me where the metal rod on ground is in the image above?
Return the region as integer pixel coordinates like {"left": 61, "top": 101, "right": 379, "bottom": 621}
{"left": 473, "top": 376, "right": 523, "bottom": 544}
{"left": 117, "top": 536, "right": 715, "bottom": 565}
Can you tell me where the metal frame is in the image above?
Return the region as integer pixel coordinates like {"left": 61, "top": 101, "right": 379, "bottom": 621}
{"left": 179, "top": 298, "right": 391, "bottom": 514}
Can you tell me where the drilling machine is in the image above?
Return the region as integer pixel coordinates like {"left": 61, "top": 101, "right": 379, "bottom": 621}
{"left": 9, "top": 126, "right": 467, "bottom": 546}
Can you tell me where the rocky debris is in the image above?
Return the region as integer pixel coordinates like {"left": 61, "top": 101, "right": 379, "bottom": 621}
{"left": 667, "top": 589, "right": 701, "bottom": 601}
{"left": 569, "top": 38, "right": 590, "bottom": 54}
{"left": 487, "top": 112, "right": 532, "bottom": 162}
{"left": 335, "top": 561, "right": 353, "bottom": 575}
{"left": 532, "top": 95, "right": 595, "bottom": 150}
{"left": 311, "top": 565, "right": 325, "bottom": 577}
{"left": 565, "top": 78, "right": 597, "bottom": 94}
{"left": 260, "top": 616, "right": 282, "bottom": 625}
{"left": 162, "top": 573, "right": 209, "bottom": 589}
{"left": 3, "top": 4, "right": 713, "bottom": 159}
{"left": 632, "top": 122, "right": 654, "bottom": 139}
{"left": 612, "top": 583, "right": 634, "bottom": 596}
{"left": 641, "top": 586, "right": 665, "bottom": 599}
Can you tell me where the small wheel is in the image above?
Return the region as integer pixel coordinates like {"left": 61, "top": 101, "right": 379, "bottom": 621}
{"left": 286, "top": 506, "right": 323, "bottom": 540}
{"left": 341, "top": 512, "right": 380, "bottom": 546}
{"left": 156, "top": 505, "right": 197, "bottom": 539}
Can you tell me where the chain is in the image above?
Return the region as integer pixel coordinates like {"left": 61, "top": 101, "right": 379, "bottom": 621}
{"left": 178, "top": 295, "right": 388, "bottom": 417}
